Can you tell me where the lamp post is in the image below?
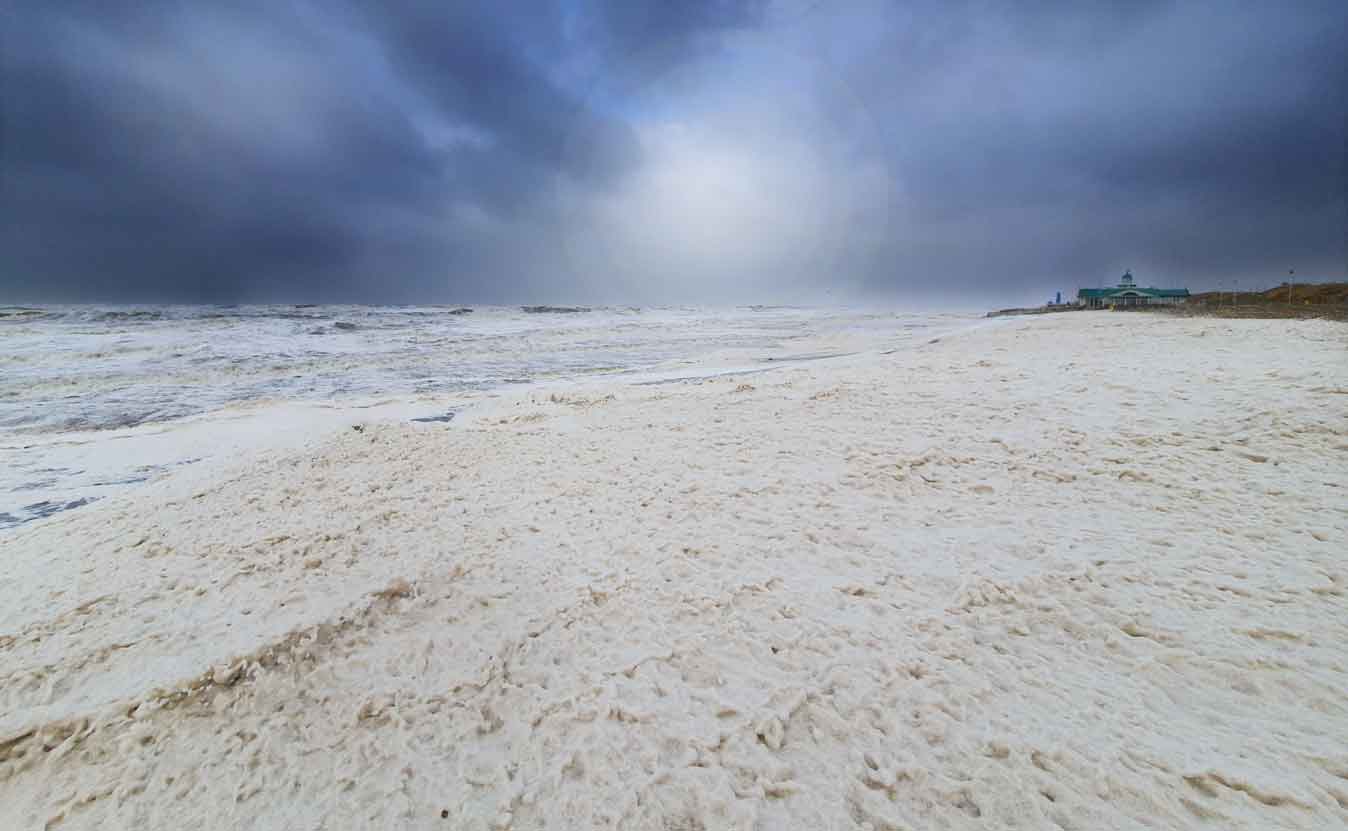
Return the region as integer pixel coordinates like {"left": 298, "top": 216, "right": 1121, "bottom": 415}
{"left": 1288, "top": 269, "right": 1294, "bottom": 306}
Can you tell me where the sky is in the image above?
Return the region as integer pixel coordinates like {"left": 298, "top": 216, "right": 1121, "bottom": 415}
{"left": 2, "top": 0, "right": 1345, "bottom": 306}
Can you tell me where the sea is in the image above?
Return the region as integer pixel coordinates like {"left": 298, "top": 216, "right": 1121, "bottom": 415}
{"left": 1, "top": 304, "right": 976, "bottom": 532}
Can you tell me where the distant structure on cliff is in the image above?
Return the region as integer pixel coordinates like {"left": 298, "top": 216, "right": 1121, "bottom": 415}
{"left": 1077, "top": 271, "right": 1189, "bottom": 308}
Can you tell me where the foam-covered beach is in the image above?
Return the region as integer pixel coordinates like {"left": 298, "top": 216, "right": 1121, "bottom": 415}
{"left": 3, "top": 312, "right": 1346, "bottom": 829}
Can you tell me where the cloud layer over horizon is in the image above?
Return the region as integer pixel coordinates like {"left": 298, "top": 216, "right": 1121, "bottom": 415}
{"left": 3, "top": 0, "right": 1345, "bottom": 305}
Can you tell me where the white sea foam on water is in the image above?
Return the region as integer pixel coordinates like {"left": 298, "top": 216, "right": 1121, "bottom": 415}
{"left": 0, "top": 305, "right": 959, "bottom": 530}
{"left": 2, "top": 312, "right": 1345, "bottom": 830}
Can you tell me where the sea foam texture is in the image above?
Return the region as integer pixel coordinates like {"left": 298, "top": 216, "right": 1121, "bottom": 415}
{"left": 2, "top": 313, "right": 1346, "bottom": 829}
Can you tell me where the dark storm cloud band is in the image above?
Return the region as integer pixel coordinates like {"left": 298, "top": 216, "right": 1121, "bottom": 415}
{"left": 1, "top": 0, "right": 1344, "bottom": 303}
{"left": 1, "top": 1, "right": 762, "bottom": 301}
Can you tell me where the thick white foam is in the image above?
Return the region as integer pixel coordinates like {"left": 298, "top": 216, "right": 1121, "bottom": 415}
{"left": 1, "top": 306, "right": 967, "bottom": 529}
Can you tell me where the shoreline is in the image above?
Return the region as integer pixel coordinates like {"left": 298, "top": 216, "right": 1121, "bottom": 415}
{"left": 3, "top": 312, "right": 1346, "bottom": 829}
{"left": 988, "top": 304, "right": 1348, "bottom": 322}
{"left": 0, "top": 312, "right": 989, "bottom": 535}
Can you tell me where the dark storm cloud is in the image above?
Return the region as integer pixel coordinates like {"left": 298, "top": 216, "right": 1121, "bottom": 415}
{"left": 851, "top": 0, "right": 1347, "bottom": 300}
{"left": 0, "top": 0, "right": 760, "bottom": 301}
{"left": 0, "top": 0, "right": 1343, "bottom": 304}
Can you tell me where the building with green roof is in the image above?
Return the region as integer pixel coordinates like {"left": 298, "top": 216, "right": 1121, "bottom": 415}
{"left": 1077, "top": 271, "right": 1189, "bottom": 308}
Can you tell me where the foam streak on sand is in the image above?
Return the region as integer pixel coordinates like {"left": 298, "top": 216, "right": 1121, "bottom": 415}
{"left": 2, "top": 314, "right": 1346, "bottom": 829}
